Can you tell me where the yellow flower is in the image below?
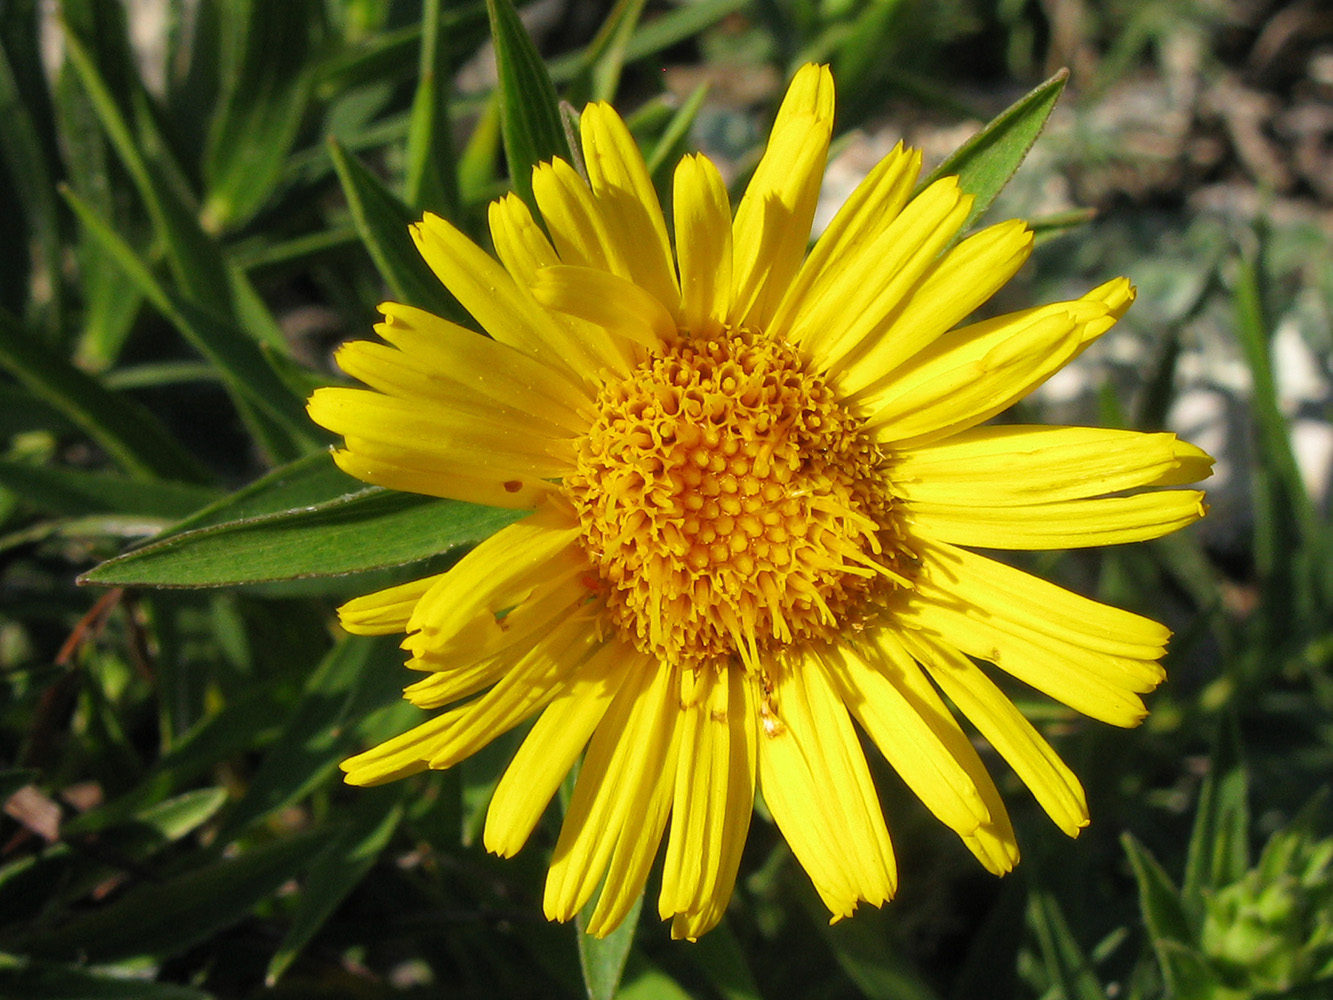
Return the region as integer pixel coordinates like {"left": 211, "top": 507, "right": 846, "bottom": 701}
{"left": 307, "top": 64, "right": 1211, "bottom": 940}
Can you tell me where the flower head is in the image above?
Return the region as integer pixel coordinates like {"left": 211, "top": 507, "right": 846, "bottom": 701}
{"left": 307, "top": 65, "right": 1211, "bottom": 940}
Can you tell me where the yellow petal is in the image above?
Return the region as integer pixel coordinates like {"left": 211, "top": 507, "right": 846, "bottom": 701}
{"left": 769, "top": 142, "right": 921, "bottom": 340}
{"left": 871, "top": 632, "right": 1021, "bottom": 875}
{"left": 404, "top": 499, "right": 584, "bottom": 654}
{"left": 581, "top": 101, "right": 680, "bottom": 313}
{"left": 758, "top": 655, "right": 897, "bottom": 918}
{"left": 673, "top": 154, "right": 734, "bottom": 337}
{"left": 893, "top": 425, "right": 1214, "bottom": 506}
{"left": 411, "top": 213, "right": 576, "bottom": 369}
{"left": 544, "top": 660, "right": 681, "bottom": 925}
{"left": 909, "top": 490, "right": 1208, "bottom": 549}
{"left": 337, "top": 572, "right": 445, "bottom": 635}
{"left": 532, "top": 265, "right": 677, "bottom": 348}
{"left": 819, "top": 643, "right": 991, "bottom": 837}
{"left": 373, "top": 300, "right": 590, "bottom": 429}
{"left": 860, "top": 304, "right": 1096, "bottom": 448}
{"left": 910, "top": 635, "right": 1089, "bottom": 837}
{"left": 793, "top": 176, "right": 972, "bottom": 367}
{"left": 729, "top": 64, "right": 835, "bottom": 330}
{"left": 483, "top": 642, "right": 635, "bottom": 857}
{"left": 328, "top": 448, "right": 555, "bottom": 510}
{"left": 659, "top": 666, "right": 757, "bottom": 939}
{"left": 833, "top": 219, "right": 1035, "bottom": 395}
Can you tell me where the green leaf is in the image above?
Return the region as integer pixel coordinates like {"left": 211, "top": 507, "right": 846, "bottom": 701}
{"left": 576, "top": 891, "right": 643, "bottom": 1000}
{"left": 0, "top": 309, "right": 210, "bottom": 484}
{"left": 24, "top": 828, "right": 333, "bottom": 963}
{"left": 0, "top": 39, "right": 64, "bottom": 341}
{"left": 921, "top": 68, "right": 1068, "bottom": 231}
{"left": 565, "top": 0, "right": 647, "bottom": 105}
{"left": 1026, "top": 889, "right": 1105, "bottom": 1000}
{"left": 59, "top": 20, "right": 232, "bottom": 314}
{"left": 403, "top": 0, "right": 461, "bottom": 217}
{"left": 486, "top": 0, "right": 570, "bottom": 209}
{"left": 219, "top": 635, "right": 402, "bottom": 839}
{"left": 1123, "top": 833, "right": 1199, "bottom": 984}
{"left": 201, "top": 0, "right": 317, "bottom": 229}
{"left": 266, "top": 792, "right": 403, "bottom": 985}
{"left": 60, "top": 186, "right": 319, "bottom": 460}
{"left": 1184, "top": 716, "right": 1250, "bottom": 905}
{"left": 643, "top": 83, "right": 711, "bottom": 189}
{"left": 157, "top": 452, "right": 361, "bottom": 539}
{"left": 327, "top": 136, "right": 465, "bottom": 322}
{"left": 81, "top": 488, "right": 526, "bottom": 588}
{"left": 0, "top": 460, "right": 221, "bottom": 519}
{"left": 0, "top": 956, "right": 212, "bottom": 1000}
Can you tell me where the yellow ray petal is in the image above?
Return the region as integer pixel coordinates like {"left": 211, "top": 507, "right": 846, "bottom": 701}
{"left": 484, "top": 642, "right": 636, "bottom": 858}
{"left": 860, "top": 304, "right": 1097, "bottom": 448}
{"left": 659, "top": 666, "right": 757, "bottom": 939}
{"left": 544, "top": 660, "right": 681, "bottom": 924}
{"left": 581, "top": 101, "right": 680, "bottom": 313}
{"left": 872, "top": 632, "right": 1021, "bottom": 875}
{"left": 309, "top": 387, "right": 573, "bottom": 482}
{"left": 911, "top": 634, "right": 1089, "bottom": 837}
{"left": 793, "top": 176, "right": 972, "bottom": 367}
{"left": 729, "top": 64, "right": 835, "bottom": 330}
{"left": 909, "top": 536, "right": 1171, "bottom": 660}
{"left": 673, "top": 154, "right": 734, "bottom": 336}
{"left": 411, "top": 213, "right": 577, "bottom": 370}
{"left": 532, "top": 265, "right": 677, "bottom": 348}
{"left": 404, "top": 499, "right": 583, "bottom": 652}
{"left": 909, "top": 490, "right": 1208, "bottom": 549}
{"left": 818, "top": 643, "right": 991, "bottom": 837}
{"left": 833, "top": 220, "right": 1035, "bottom": 395}
{"left": 339, "top": 618, "right": 597, "bottom": 786}
{"left": 769, "top": 142, "right": 921, "bottom": 340}
{"left": 337, "top": 572, "right": 445, "bottom": 636}
{"left": 328, "top": 448, "right": 555, "bottom": 510}
{"left": 759, "top": 656, "right": 897, "bottom": 918}
{"left": 374, "top": 300, "right": 591, "bottom": 428}
{"left": 899, "top": 593, "right": 1152, "bottom": 728}
{"left": 488, "top": 193, "right": 620, "bottom": 376}
{"left": 893, "top": 425, "right": 1214, "bottom": 507}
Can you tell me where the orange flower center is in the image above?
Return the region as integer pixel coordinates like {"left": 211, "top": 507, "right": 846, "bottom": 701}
{"left": 564, "top": 329, "right": 912, "bottom": 669}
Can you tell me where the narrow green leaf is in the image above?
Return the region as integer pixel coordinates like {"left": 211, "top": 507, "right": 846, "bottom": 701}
{"left": 25, "top": 828, "right": 333, "bottom": 963}
{"left": 644, "top": 83, "right": 711, "bottom": 187}
{"left": 219, "top": 635, "right": 402, "bottom": 839}
{"left": 0, "top": 39, "right": 64, "bottom": 341}
{"left": 0, "top": 460, "right": 221, "bottom": 519}
{"left": 404, "top": 0, "right": 461, "bottom": 216}
{"left": 0, "top": 309, "right": 209, "bottom": 484}
{"left": 266, "top": 792, "right": 403, "bottom": 985}
{"left": 1123, "top": 834, "right": 1197, "bottom": 963}
{"left": 201, "top": 0, "right": 317, "bottom": 229}
{"left": 1183, "top": 716, "right": 1250, "bottom": 904}
{"left": 1026, "top": 889, "right": 1105, "bottom": 1000}
{"left": 81, "top": 489, "right": 526, "bottom": 587}
{"left": 921, "top": 68, "right": 1068, "bottom": 231}
{"left": 328, "top": 136, "right": 465, "bottom": 322}
{"left": 60, "top": 186, "right": 318, "bottom": 457}
{"left": 576, "top": 892, "right": 643, "bottom": 1000}
{"left": 157, "top": 451, "right": 361, "bottom": 539}
{"left": 486, "top": 0, "right": 570, "bottom": 208}
{"left": 59, "top": 20, "right": 232, "bottom": 313}
{"left": 565, "top": 0, "right": 647, "bottom": 105}
{"left": 0, "top": 957, "right": 212, "bottom": 1000}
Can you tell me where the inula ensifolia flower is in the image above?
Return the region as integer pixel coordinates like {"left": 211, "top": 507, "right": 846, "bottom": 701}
{"left": 308, "top": 64, "right": 1212, "bottom": 940}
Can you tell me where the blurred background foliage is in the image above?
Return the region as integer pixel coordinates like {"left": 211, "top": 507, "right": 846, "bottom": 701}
{"left": 1, "top": 0, "right": 1332, "bottom": 997}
